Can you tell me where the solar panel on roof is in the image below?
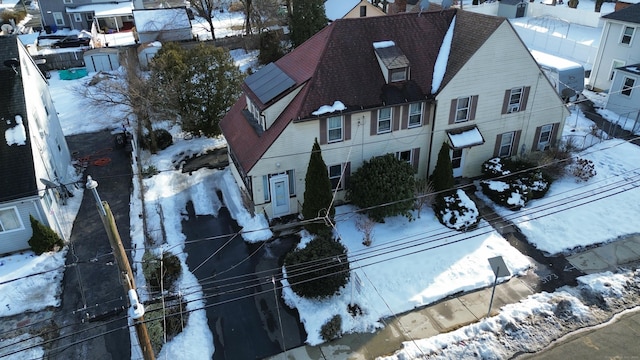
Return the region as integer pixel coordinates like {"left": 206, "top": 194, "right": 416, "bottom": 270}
{"left": 245, "top": 62, "right": 296, "bottom": 104}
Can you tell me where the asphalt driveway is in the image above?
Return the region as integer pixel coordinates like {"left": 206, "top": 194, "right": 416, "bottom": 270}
{"left": 48, "top": 130, "right": 132, "bottom": 359}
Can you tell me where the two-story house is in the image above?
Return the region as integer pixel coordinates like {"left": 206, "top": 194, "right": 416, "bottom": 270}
{"left": 220, "top": 8, "right": 568, "bottom": 220}
{"left": 1, "top": 37, "right": 73, "bottom": 254}
{"left": 588, "top": 3, "right": 640, "bottom": 92}
{"left": 325, "top": 0, "right": 386, "bottom": 21}
{"left": 39, "top": 0, "right": 135, "bottom": 32}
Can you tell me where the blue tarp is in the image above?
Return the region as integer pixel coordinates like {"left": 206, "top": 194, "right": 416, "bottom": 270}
{"left": 58, "top": 68, "right": 88, "bottom": 80}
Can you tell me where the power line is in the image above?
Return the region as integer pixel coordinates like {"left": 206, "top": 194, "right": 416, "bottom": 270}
{"left": 6, "top": 167, "right": 640, "bottom": 358}
{"left": 4, "top": 130, "right": 640, "bottom": 356}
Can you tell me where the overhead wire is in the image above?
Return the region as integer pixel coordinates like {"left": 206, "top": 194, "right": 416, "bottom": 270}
{"left": 5, "top": 171, "right": 640, "bottom": 357}
{"left": 4, "top": 88, "right": 640, "bottom": 356}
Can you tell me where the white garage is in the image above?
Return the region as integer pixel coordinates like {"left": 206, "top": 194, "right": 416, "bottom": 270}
{"left": 84, "top": 48, "right": 120, "bottom": 73}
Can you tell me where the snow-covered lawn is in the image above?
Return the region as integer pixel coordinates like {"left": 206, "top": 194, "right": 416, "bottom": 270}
{"left": 285, "top": 212, "right": 530, "bottom": 345}
{"left": 477, "top": 107, "right": 640, "bottom": 255}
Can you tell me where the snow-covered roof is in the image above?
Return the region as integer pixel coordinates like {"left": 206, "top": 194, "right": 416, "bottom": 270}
{"left": 312, "top": 101, "right": 346, "bottom": 116}
{"left": 133, "top": 8, "right": 191, "bottom": 32}
{"left": 447, "top": 126, "right": 485, "bottom": 149}
{"left": 530, "top": 49, "right": 583, "bottom": 71}
{"left": 66, "top": 2, "right": 133, "bottom": 17}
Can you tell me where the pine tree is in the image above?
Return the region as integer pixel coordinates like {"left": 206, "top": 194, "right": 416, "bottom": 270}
{"left": 302, "top": 139, "right": 334, "bottom": 234}
{"left": 431, "top": 143, "right": 454, "bottom": 193}
{"left": 289, "top": 0, "right": 327, "bottom": 47}
{"left": 28, "top": 215, "right": 64, "bottom": 255}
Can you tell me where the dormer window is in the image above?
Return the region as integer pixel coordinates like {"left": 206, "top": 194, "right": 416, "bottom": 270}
{"left": 373, "top": 41, "right": 410, "bottom": 84}
{"left": 390, "top": 68, "right": 407, "bottom": 82}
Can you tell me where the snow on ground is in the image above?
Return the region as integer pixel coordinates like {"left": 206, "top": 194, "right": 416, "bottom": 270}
{"left": 596, "top": 107, "right": 640, "bottom": 136}
{"left": 0, "top": 250, "right": 67, "bottom": 317}
{"left": 191, "top": 10, "right": 246, "bottom": 41}
{"left": 478, "top": 106, "right": 640, "bottom": 255}
{"left": 382, "top": 269, "right": 640, "bottom": 359}
{"left": 285, "top": 213, "right": 530, "bottom": 345}
{"left": 48, "top": 70, "right": 129, "bottom": 135}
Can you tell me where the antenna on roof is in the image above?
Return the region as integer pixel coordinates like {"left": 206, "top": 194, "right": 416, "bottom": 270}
{"left": 418, "top": 0, "right": 430, "bottom": 16}
{"left": 3, "top": 58, "right": 19, "bottom": 74}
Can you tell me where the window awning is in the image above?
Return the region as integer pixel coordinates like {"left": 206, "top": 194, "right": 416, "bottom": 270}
{"left": 66, "top": 2, "right": 133, "bottom": 17}
{"left": 447, "top": 126, "right": 485, "bottom": 149}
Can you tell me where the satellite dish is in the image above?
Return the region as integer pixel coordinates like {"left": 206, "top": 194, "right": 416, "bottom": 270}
{"left": 441, "top": 0, "right": 453, "bottom": 9}
{"left": 3, "top": 58, "right": 19, "bottom": 74}
{"left": 40, "top": 178, "right": 59, "bottom": 189}
{"left": 1, "top": 24, "right": 13, "bottom": 34}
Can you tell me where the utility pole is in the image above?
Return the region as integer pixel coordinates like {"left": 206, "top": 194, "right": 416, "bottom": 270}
{"left": 86, "top": 176, "right": 155, "bottom": 360}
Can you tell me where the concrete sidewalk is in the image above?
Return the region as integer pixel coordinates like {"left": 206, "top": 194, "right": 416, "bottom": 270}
{"left": 266, "top": 233, "right": 640, "bottom": 360}
{"left": 266, "top": 277, "right": 535, "bottom": 360}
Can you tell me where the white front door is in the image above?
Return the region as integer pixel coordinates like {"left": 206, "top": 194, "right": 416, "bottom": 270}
{"left": 451, "top": 148, "right": 465, "bottom": 178}
{"left": 270, "top": 174, "right": 290, "bottom": 217}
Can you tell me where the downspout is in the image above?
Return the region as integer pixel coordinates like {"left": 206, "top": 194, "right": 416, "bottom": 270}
{"left": 522, "top": 73, "right": 542, "bottom": 156}
{"left": 427, "top": 99, "right": 437, "bottom": 177}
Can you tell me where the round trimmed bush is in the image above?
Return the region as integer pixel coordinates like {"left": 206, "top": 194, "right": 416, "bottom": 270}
{"left": 284, "top": 234, "right": 350, "bottom": 299}
{"left": 433, "top": 190, "right": 480, "bottom": 231}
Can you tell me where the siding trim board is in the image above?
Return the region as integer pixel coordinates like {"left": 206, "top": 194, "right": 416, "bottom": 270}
{"left": 392, "top": 106, "right": 400, "bottom": 131}
{"left": 319, "top": 117, "right": 327, "bottom": 144}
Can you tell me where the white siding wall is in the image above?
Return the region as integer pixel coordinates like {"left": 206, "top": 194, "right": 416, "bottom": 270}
{"left": 263, "top": 86, "right": 303, "bottom": 129}
{"left": 432, "top": 22, "right": 568, "bottom": 178}
{"left": 0, "top": 198, "right": 45, "bottom": 254}
{"left": 250, "top": 105, "right": 431, "bottom": 218}
{"left": 590, "top": 21, "right": 640, "bottom": 91}
{"left": 606, "top": 71, "right": 640, "bottom": 122}
{"left": 17, "top": 41, "right": 72, "bottom": 243}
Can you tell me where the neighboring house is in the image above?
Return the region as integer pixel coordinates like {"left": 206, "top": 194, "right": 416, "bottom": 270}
{"left": 497, "top": 0, "right": 528, "bottom": 19}
{"left": 325, "top": 0, "right": 386, "bottom": 21}
{"left": 588, "top": 3, "right": 640, "bottom": 92}
{"left": 137, "top": 41, "right": 162, "bottom": 70}
{"left": 84, "top": 47, "right": 120, "bottom": 72}
{"left": 39, "top": 0, "right": 135, "bottom": 32}
{"left": 220, "top": 8, "right": 569, "bottom": 220}
{"left": 605, "top": 63, "right": 640, "bottom": 125}
{"left": 0, "top": 37, "right": 73, "bottom": 254}
{"left": 132, "top": 8, "right": 192, "bottom": 43}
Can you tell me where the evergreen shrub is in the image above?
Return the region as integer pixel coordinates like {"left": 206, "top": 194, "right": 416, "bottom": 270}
{"left": 28, "top": 216, "right": 64, "bottom": 255}
{"left": 284, "top": 233, "right": 349, "bottom": 299}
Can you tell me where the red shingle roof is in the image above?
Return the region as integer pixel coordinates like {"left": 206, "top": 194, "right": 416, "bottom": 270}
{"left": 220, "top": 8, "right": 505, "bottom": 174}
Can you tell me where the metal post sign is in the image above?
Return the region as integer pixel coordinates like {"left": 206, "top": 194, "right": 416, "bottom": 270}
{"left": 488, "top": 256, "right": 511, "bottom": 278}
{"left": 487, "top": 256, "right": 511, "bottom": 318}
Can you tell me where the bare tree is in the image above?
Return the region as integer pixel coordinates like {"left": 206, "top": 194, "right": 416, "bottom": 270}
{"left": 240, "top": 0, "right": 281, "bottom": 35}
{"left": 79, "top": 50, "right": 176, "bottom": 153}
{"left": 240, "top": 0, "right": 253, "bottom": 35}
{"left": 414, "top": 179, "right": 435, "bottom": 219}
{"left": 191, "top": 0, "right": 219, "bottom": 40}
{"left": 356, "top": 216, "right": 375, "bottom": 246}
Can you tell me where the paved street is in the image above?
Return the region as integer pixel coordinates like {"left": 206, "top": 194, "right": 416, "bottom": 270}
{"left": 520, "top": 307, "right": 640, "bottom": 360}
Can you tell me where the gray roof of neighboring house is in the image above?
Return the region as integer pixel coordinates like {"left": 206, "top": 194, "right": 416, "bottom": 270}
{"left": 616, "top": 63, "right": 640, "bottom": 75}
{"left": 602, "top": 3, "right": 640, "bottom": 24}
{"left": 0, "top": 37, "right": 38, "bottom": 203}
